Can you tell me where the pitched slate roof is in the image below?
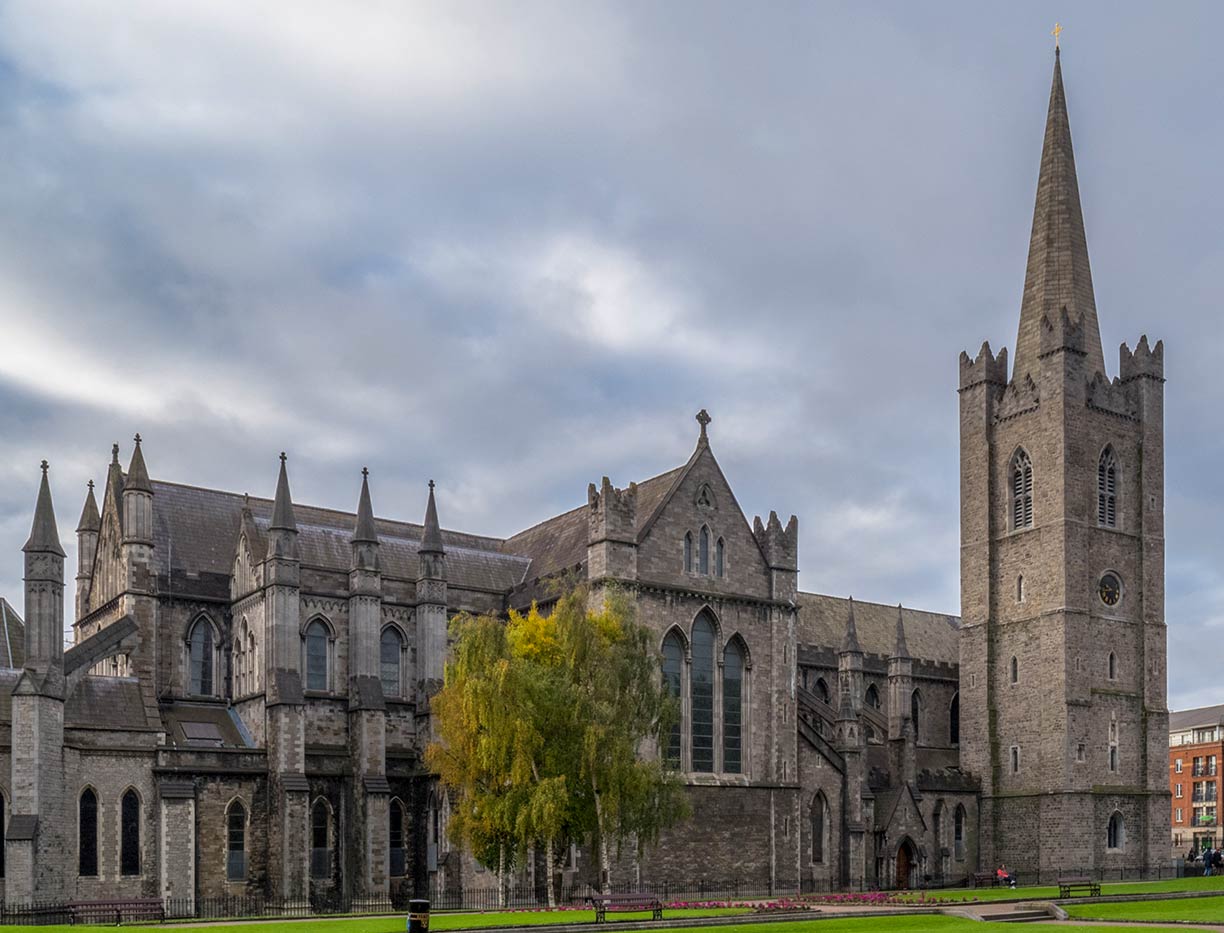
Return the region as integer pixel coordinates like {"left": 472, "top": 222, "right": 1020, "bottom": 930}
{"left": 150, "top": 480, "right": 529, "bottom": 593}
{"left": 1170, "top": 704, "right": 1224, "bottom": 733}
{"left": 798, "top": 593, "right": 959, "bottom": 666}
{"left": 0, "top": 598, "right": 24, "bottom": 669}
{"left": 0, "top": 669, "right": 155, "bottom": 731}
{"left": 501, "top": 466, "right": 684, "bottom": 582}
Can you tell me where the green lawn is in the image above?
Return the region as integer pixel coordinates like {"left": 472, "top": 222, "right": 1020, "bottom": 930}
{"left": 1065, "top": 893, "right": 1224, "bottom": 922}
{"left": 10, "top": 915, "right": 1194, "bottom": 933}
{"left": 920, "top": 873, "right": 1224, "bottom": 902}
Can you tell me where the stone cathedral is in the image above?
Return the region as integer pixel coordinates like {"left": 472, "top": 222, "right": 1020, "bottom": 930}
{"left": 0, "top": 50, "right": 1169, "bottom": 909}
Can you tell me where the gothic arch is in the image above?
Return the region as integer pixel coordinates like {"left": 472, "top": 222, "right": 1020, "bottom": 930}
{"left": 949, "top": 692, "right": 960, "bottom": 745}
{"left": 310, "top": 796, "right": 335, "bottom": 879}
{"left": 910, "top": 689, "right": 922, "bottom": 742}
{"left": 810, "top": 791, "right": 830, "bottom": 865}
{"left": 380, "top": 623, "right": 407, "bottom": 697}
{"left": 1098, "top": 445, "right": 1119, "bottom": 528}
{"left": 865, "top": 683, "right": 881, "bottom": 709}
{"left": 119, "top": 786, "right": 142, "bottom": 877}
{"left": 303, "top": 616, "right": 335, "bottom": 693}
{"left": 814, "top": 677, "right": 830, "bottom": 704}
{"left": 1107, "top": 810, "right": 1125, "bottom": 850}
{"left": 1010, "top": 447, "right": 1034, "bottom": 529}
{"left": 690, "top": 606, "right": 723, "bottom": 644}
{"left": 79, "top": 785, "right": 99, "bottom": 877}
{"left": 226, "top": 796, "right": 248, "bottom": 881}
{"left": 186, "top": 613, "right": 221, "bottom": 696}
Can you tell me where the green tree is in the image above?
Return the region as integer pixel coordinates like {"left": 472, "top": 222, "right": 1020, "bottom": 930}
{"left": 426, "top": 585, "right": 687, "bottom": 900}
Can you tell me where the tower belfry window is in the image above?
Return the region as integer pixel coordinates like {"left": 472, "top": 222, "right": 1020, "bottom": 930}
{"left": 1098, "top": 447, "right": 1118, "bottom": 527}
{"left": 1011, "top": 450, "right": 1033, "bottom": 529}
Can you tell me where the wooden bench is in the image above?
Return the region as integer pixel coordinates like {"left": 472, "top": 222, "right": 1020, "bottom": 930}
{"left": 585, "top": 893, "right": 664, "bottom": 923}
{"left": 1057, "top": 876, "right": 1101, "bottom": 898}
{"left": 970, "top": 871, "right": 998, "bottom": 888}
{"left": 68, "top": 898, "right": 165, "bottom": 925}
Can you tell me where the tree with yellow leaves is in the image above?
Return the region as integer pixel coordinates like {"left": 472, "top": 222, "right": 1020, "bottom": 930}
{"left": 426, "top": 585, "right": 686, "bottom": 903}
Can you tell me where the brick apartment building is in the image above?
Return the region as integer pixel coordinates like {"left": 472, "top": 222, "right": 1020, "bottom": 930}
{"left": 1169, "top": 706, "right": 1224, "bottom": 856}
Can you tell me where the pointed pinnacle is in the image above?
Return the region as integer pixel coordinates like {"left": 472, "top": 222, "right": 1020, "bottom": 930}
{"left": 893, "top": 603, "right": 910, "bottom": 660}
{"left": 353, "top": 468, "right": 378, "bottom": 544}
{"left": 24, "top": 461, "right": 66, "bottom": 556}
{"left": 77, "top": 479, "right": 101, "bottom": 533}
{"left": 840, "top": 596, "right": 862, "bottom": 654}
{"left": 125, "top": 432, "right": 153, "bottom": 493}
{"left": 421, "top": 480, "right": 443, "bottom": 554}
{"left": 270, "top": 453, "right": 297, "bottom": 532}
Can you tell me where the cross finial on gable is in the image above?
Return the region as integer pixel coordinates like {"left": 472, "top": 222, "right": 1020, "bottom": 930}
{"left": 362, "top": 466, "right": 369, "bottom": 478}
{"left": 696, "top": 409, "right": 711, "bottom": 443}
{"left": 88, "top": 479, "right": 94, "bottom": 492}
{"left": 40, "top": 459, "right": 48, "bottom": 475}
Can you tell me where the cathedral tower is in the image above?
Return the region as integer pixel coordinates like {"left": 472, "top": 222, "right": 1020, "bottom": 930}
{"left": 959, "top": 49, "right": 1169, "bottom": 874}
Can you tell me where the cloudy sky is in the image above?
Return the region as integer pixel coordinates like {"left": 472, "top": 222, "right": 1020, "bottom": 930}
{"left": 0, "top": 2, "right": 1220, "bottom": 710}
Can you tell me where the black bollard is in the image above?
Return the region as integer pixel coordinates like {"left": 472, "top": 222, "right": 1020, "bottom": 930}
{"left": 408, "top": 899, "right": 430, "bottom": 933}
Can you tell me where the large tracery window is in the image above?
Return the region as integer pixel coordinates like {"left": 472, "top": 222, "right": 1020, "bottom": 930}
{"left": 1098, "top": 447, "right": 1118, "bottom": 527}
{"left": 188, "top": 616, "right": 218, "bottom": 696}
{"left": 120, "top": 789, "right": 141, "bottom": 876}
{"left": 723, "top": 639, "right": 745, "bottom": 774}
{"left": 79, "top": 788, "right": 98, "bottom": 877}
{"left": 691, "top": 614, "right": 715, "bottom": 773}
{"left": 662, "top": 632, "right": 684, "bottom": 767}
{"left": 1012, "top": 449, "right": 1034, "bottom": 529}
{"left": 380, "top": 627, "right": 403, "bottom": 697}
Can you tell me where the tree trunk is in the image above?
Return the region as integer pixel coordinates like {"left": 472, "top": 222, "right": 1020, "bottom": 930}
{"left": 545, "top": 837, "right": 557, "bottom": 908}
{"left": 593, "top": 785, "right": 611, "bottom": 894}
{"left": 498, "top": 844, "right": 507, "bottom": 908}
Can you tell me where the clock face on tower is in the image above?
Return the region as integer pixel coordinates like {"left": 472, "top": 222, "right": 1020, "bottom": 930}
{"left": 1099, "top": 573, "right": 1122, "bottom": 607}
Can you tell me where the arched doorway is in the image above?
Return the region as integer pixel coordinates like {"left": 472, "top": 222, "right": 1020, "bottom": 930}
{"left": 896, "top": 838, "right": 918, "bottom": 890}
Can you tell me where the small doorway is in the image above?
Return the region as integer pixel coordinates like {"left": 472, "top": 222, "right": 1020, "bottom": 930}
{"left": 896, "top": 839, "right": 917, "bottom": 890}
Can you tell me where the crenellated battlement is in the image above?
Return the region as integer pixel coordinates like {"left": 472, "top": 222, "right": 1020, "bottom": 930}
{"left": 587, "top": 476, "right": 637, "bottom": 545}
{"left": 958, "top": 341, "right": 1009, "bottom": 391}
{"left": 1085, "top": 370, "right": 1138, "bottom": 420}
{"left": 1119, "top": 335, "right": 1165, "bottom": 383}
{"left": 1038, "top": 305, "right": 1087, "bottom": 358}
{"left": 753, "top": 510, "right": 798, "bottom": 571}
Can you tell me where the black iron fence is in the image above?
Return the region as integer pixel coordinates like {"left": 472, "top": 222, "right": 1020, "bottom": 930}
{"left": 0, "top": 864, "right": 1193, "bottom": 925}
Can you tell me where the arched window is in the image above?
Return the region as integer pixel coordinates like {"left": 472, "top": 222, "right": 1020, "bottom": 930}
{"left": 390, "top": 799, "right": 407, "bottom": 877}
{"left": 1108, "top": 652, "right": 1117, "bottom": 680}
{"left": 79, "top": 788, "right": 98, "bottom": 876}
{"left": 1011, "top": 449, "right": 1033, "bottom": 529}
{"left": 683, "top": 533, "right": 693, "bottom": 573}
{"left": 715, "top": 538, "right": 725, "bottom": 578}
{"left": 911, "top": 689, "right": 921, "bottom": 742}
{"left": 1010, "top": 656, "right": 1019, "bottom": 684}
{"left": 865, "top": 683, "right": 881, "bottom": 709}
{"left": 188, "top": 617, "right": 217, "bottom": 696}
{"left": 233, "top": 621, "right": 246, "bottom": 696}
{"left": 381, "top": 627, "right": 403, "bottom": 697}
{"left": 305, "top": 619, "right": 330, "bottom": 692}
{"left": 950, "top": 692, "right": 960, "bottom": 745}
{"left": 933, "top": 801, "right": 944, "bottom": 848}
{"left": 691, "top": 613, "right": 716, "bottom": 773}
{"left": 227, "top": 800, "right": 246, "bottom": 881}
{"left": 661, "top": 632, "right": 684, "bottom": 767}
{"left": 699, "top": 527, "right": 710, "bottom": 575}
{"left": 811, "top": 793, "right": 828, "bottom": 864}
{"left": 1017, "top": 575, "right": 1025, "bottom": 602}
{"left": 247, "top": 630, "right": 257, "bottom": 691}
{"left": 815, "top": 677, "right": 830, "bottom": 704}
{"left": 121, "top": 789, "right": 140, "bottom": 876}
{"left": 311, "top": 799, "right": 331, "bottom": 879}
{"left": 723, "top": 639, "right": 745, "bottom": 774}
{"left": 1098, "top": 447, "right": 1118, "bottom": 528}
{"left": 1107, "top": 811, "right": 1125, "bottom": 850}
{"left": 954, "top": 804, "right": 966, "bottom": 859}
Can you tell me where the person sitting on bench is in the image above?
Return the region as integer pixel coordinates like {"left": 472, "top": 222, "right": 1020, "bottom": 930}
{"left": 996, "top": 864, "right": 1017, "bottom": 889}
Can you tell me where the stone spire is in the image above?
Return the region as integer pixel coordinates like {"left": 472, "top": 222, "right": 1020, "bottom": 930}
{"left": 1013, "top": 48, "right": 1105, "bottom": 381}
{"left": 76, "top": 480, "right": 101, "bottom": 534}
{"left": 420, "top": 480, "right": 443, "bottom": 555}
{"left": 125, "top": 433, "right": 153, "bottom": 493}
{"left": 352, "top": 467, "right": 378, "bottom": 544}
{"left": 840, "top": 596, "right": 862, "bottom": 655}
{"left": 270, "top": 452, "right": 297, "bottom": 532}
{"left": 891, "top": 603, "right": 910, "bottom": 660}
{"left": 24, "top": 461, "right": 65, "bottom": 558}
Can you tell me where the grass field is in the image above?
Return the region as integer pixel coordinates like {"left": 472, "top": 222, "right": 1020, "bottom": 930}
{"left": 10, "top": 914, "right": 1196, "bottom": 933}
{"left": 1064, "top": 893, "right": 1224, "bottom": 922}
{"left": 918, "top": 873, "right": 1224, "bottom": 902}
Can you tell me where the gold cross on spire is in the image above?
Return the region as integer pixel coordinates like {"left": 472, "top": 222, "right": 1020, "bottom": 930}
{"left": 1052, "top": 22, "right": 1063, "bottom": 48}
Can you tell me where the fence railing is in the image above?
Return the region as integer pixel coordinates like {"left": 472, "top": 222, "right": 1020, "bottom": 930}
{"left": 0, "top": 864, "right": 1190, "bottom": 925}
